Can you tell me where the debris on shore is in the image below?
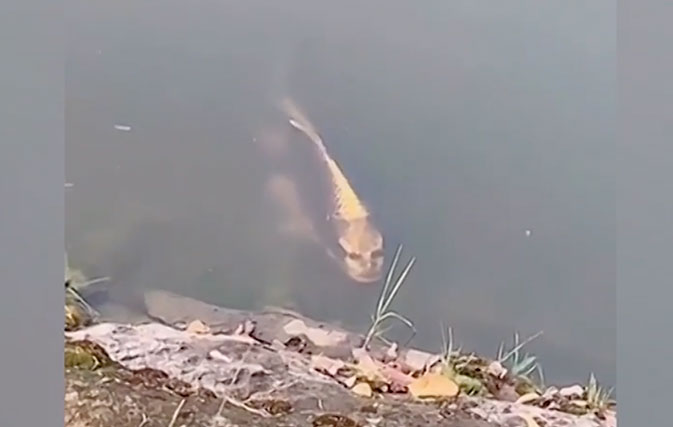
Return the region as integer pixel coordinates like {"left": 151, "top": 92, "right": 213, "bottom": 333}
{"left": 64, "top": 286, "right": 615, "bottom": 427}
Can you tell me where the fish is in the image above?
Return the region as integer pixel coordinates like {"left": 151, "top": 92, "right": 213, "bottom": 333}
{"left": 279, "top": 98, "right": 384, "bottom": 284}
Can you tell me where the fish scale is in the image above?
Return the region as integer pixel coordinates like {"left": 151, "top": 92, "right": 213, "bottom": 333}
{"left": 324, "top": 153, "right": 370, "bottom": 221}
{"left": 285, "top": 107, "right": 369, "bottom": 222}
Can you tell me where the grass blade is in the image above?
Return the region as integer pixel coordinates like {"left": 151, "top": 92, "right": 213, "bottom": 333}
{"left": 363, "top": 244, "right": 416, "bottom": 348}
{"left": 380, "top": 256, "right": 415, "bottom": 313}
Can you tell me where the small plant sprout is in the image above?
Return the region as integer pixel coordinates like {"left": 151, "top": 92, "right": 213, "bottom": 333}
{"left": 440, "top": 321, "right": 460, "bottom": 366}
{"left": 363, "top": 244, "right": 416, "bottom": 348}
{"left": 438, "top": 323, "right": 485, "bottom": 395}
{"left": 496, "top": 330, "right": 545, "bottom": 384}
{"left": 438, "top": 322, "right": 458, "bottom": 377}
{"left": 586, "top": 372, "right": 614, "bottom": 411}
{"left": 65, "top": 251, "right": 108, "bottom": 318}
{"left": 65, "top": 284, "right": 100, "bottom": 319}
{"left": 65, "top": 252, "right": 110, "bottom": 290}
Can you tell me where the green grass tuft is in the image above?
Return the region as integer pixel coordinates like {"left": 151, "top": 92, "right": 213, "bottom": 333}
{"left": 586, "top": 372, "right": 614, "bottom": 412}
{"left": 496, "top": 330, "right": 545, "bottom": 386}
{"left": 363, "top": 244, "right": 416, "bottom": 348}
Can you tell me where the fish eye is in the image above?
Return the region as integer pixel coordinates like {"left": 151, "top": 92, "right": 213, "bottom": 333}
{"left": 371, "top": 249, "right": 384, "bottom": 258}
{"left": 347, "top": 252, "right": 361, "bottom": 260}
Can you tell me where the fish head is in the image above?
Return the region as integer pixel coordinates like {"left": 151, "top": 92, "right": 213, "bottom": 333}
{"left": 337, "top": 219, "right": 384, "bottom": 283}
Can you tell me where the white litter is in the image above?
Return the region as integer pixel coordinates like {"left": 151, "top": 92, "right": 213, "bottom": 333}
{"left": 525, "top": 229, "right": 532, "bottom": 237}
{"left": 114, "top": 124, "right": 132, "bottom": 132}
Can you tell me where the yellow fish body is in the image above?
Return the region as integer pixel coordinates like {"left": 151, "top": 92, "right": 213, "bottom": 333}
{"left": 280, "top": 98, "right": 384, "bottom": 283}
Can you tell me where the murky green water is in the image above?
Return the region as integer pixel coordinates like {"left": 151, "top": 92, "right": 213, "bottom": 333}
{"left": 66, "top": 0, "right": 615, "bottom": 387}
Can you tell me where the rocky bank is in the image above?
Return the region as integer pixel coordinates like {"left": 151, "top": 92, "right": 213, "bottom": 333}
{"left": 64, "top": 289, "right": 616, "bottom": 427}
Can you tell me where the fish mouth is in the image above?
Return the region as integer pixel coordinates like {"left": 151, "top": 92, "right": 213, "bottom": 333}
{"left": 346, "top": 268, "right": 383, "bottom": 284}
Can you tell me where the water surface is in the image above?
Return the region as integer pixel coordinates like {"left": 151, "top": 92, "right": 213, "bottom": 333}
{"left": 66, "top": 0, "right": 615, "bottom": 387}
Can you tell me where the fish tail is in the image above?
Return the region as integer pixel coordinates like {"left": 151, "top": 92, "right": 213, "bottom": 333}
{"left": 279, "top": 97, "right": 314, "bottom": 133}
{"left": 279, "top": 98, "right": 329, "bottom": 157}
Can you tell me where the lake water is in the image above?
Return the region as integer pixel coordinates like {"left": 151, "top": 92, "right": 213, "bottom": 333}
{"left": 66, "top": 0, "right": 615, "bottom": 388}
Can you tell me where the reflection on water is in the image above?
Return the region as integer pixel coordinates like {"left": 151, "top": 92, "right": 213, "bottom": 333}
{"left": 66, "top": 0, "right": 615, "bottom": 387}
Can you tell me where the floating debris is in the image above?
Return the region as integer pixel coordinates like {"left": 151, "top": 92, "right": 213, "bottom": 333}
{"left": 525, "top": 229, "right": 532, "bottom": 237}
{"left": 114, "top": 124, "right": 132, "bottom": 132}
{"left": 64, "top": 183, "right": 74, "bottom": 188}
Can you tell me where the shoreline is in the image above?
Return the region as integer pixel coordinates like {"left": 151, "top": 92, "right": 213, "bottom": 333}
{"left": 65, "top": 286, "right": 616, "bottom": 427}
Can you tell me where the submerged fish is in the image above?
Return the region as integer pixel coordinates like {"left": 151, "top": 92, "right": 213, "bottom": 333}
{"left": 279, "top": 98, "right": 384, "bottom": 284}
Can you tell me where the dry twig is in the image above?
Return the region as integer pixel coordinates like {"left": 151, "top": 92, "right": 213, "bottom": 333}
{"left": 167, "top": 398, "right": 186, "bottom": 427}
